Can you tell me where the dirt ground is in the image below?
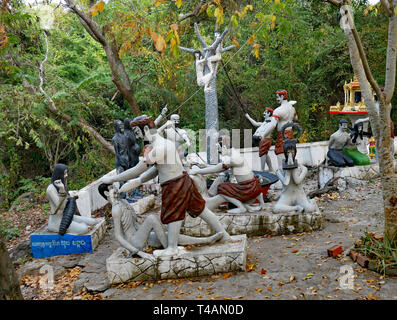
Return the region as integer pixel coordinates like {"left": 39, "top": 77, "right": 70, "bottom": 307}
{"left": 9, "top": 174, "right": 397, "bottom": 300}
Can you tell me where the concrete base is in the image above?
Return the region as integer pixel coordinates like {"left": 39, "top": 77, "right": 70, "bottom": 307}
{"left": 181, "top": 204, "right": 323, "bottom": 237}
{"left": 106, "top": 235, "right": 247, "bottom": 284}
{"left": 319, "top": 160, "right": 397, "bottom": 188}
{"left": 30, "top": 218, "right": 106, "bottom": 259}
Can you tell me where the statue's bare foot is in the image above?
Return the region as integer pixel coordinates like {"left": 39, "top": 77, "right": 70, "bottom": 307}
{"left": 295, "top": 205, "right": 304, "bottom": 213}
{"left": 208, "top": 232, "right": 224, "bottom": 245}
{"left": 153, "top": 247, "right": 180, "bottom": 257}
{"left": 227, "top": 207, "right": 247, "bottom": 214}
{"left": 244, "top": 204, "right": 261, "bottom": 212}
{"left": 219, "top": 231, "right": 232, "bottom": 243}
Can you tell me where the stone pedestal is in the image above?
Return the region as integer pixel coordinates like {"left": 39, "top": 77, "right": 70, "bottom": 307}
{"left": 106, "top": 234, "right": 247, "bottom": 284}
{"left": 319, "top": 160, "right": 397, "bottom": 188}
{"left": 181, "top": 205, "right": 323, "bottom": 237}
{"left": 30, "top": 218, "right": 106, "bottom": 259}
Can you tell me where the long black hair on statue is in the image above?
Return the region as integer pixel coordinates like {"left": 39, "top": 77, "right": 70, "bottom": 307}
{"left": 51, "top": 163, "right": 68, "bottom": 193}
{"left": 59, "top": 197, "right": 77, "bottom": 236}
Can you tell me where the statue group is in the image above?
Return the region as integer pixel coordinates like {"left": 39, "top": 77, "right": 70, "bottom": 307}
{"left": 45, "top": 88, "right": 321, "bottom": 260}
{"left": 43, "top": 22, "right": 386, "bottom": 263}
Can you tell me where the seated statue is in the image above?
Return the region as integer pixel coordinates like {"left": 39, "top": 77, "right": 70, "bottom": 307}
{"left": 46, "top": 163, "right": 99, "bottom": 235}
{"left": 189, "top": 136, "right": 265, "bottom": 214}
{"left": 273, "top": 123, "right": 319, "bottom": 214}
{"left": 327, "top": 119, "right": 354, "bottom": 167}
{"left": 344, "top": 120, "right": 371, "bottom": 166}
{"left": 98, "top": 184, "right": 223, "bottom": 260}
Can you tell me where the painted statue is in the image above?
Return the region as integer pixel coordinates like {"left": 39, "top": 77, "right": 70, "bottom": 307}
{"left": 46, "top": 164, "right": 98, "bottom": 235}
{"left": 245, "top": 107, "right": 274, "bottom": 172}
{"left": 327, "top": 119, "right": 355, "bottom": 167}
{"left": 258, "top": 89, "right": 298, "bottom": 169}
{"left": 273, "top": 123, "right": 319, "bottom": 214}
{"left": 189, "top": 136, "right": 266, "bottom": 214}
{"left": 343, "top": 119, "right": 371, "bottom": 165}
{"left": 158, "top": 114, "right": 191, "bottom": 159}
{"left": 98, "top": 184, "right": 223, "bottom": 260}
{"left": 101, "top": 116, "right": 231, "bottom": 257}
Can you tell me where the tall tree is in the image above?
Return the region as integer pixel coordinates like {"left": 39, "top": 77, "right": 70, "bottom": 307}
{"left": 324, "top": 0, "right": 397, "bottom": 241}
{"left": 64, "top": 0, "right": 142, "bottom": 115}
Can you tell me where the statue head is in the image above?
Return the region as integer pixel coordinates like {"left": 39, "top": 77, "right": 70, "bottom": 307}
{"left": 194, "top": 50, "right": 202, "bottom": 60}
{"left": 170, "top": 114, "right": 180, "bottom": 127}
{"left": 51, "top": 163, "right": 68, "bottom": 191}
{"left": 214, "top": 29, "right": 221, "bottom": 40}
{"left": 263, "top": 107, "right": 273, "bottom": 120}
{"left": 123, "top": 118, "right": 132, "bottom": 131}
{"left": 276, "top": 89, "right": 288, "bottom": 104}
{"left": 130, "top": 115, "right": 156, "bottom": 143}
{"left": 217, "top": 135, "right": 230, "bottom": 156}
{"left": 114, "top": 120, "right": 124, "bottom": 134}
{"left": 281, "top": 122, "right": 302, "bottom": 169}
{"left": 339, "top": 119, "right": 349, "bottom": 132}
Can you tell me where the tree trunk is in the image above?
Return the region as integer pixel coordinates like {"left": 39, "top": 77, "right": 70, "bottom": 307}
{"left": 0, "top": 238, "right": 23, "bottom": 300}
{"left": 65, "top": 0, "right": 141, "bottom": 116}
{"left": 341, "top": 7, "right": 397, "bottom": 241}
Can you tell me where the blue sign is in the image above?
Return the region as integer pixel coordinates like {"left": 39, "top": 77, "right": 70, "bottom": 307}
{"left": 30, "top": 233, "right": 93, "bottom": 259}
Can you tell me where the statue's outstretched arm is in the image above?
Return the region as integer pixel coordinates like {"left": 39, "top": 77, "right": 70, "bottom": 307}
{"left": 102, "top": 160, "right": 152, "bottom": 184}
{"left": 190, "top": 162, "right": 224, "bottom": 175}
{"left": 245, "top": 113, "right": 261, "bottom": 127}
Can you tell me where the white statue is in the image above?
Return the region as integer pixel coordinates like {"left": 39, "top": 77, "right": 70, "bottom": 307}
{"left": 99, "top": 185, "right": 223, "bottom": 260}
{"left": 245, "top": 107, "right": 274, "bottom": 172}
{"left": 189, "top": 136, "right": 266, "bottom": 214}
{"left": 102, "top": 116, "right": 231, "bottom": 257}
{"left": 158, "top": 114, "right": 191, "bottom": 160}
{"left": 273, "top": 123, "right": 319, "bottom": 214}
{"left": 46, "top": 164, "right": 99, "bottom": 235}
{"left": 259, "top": 90, "right": 298, "bottom": 169}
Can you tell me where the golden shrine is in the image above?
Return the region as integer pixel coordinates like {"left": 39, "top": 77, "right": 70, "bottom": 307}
{"left": 329, "top": 75, "right": 369, "bottom": 115}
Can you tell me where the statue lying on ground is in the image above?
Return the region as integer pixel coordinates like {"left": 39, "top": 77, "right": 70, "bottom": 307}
{"left": 245, "top": 107, "right": 274, "bottom": 172}
{"left": 98, "top": 184, "right": 223, "bottom": 260}
{"left": 189, "top": 136, "right": 265, "bottom": 214}
{"left": 46, "top": 163, "right": 99, "bottom": 235}
{"left": 101, "top": 116, "right": 231, "bottom": 257}
{"left": 273, "top": 123, "right": 319, "bottom": 214}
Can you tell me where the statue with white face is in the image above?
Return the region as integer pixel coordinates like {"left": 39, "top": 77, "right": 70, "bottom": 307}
{"left": 245, "top": 108, "right": 274, "bottom": 172}
{"left": 46, "top": 164, "right": 99, "bottom": 235}
{"left": 158, "top": 114, "right": 191, "bottom": 161}
{"left": 259, "top": 90, "right": 298, "bottom": 169}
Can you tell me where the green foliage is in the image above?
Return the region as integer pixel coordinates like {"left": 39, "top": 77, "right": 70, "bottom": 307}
{"left": 0, "top": 0, "right": 396, "bottom": 208}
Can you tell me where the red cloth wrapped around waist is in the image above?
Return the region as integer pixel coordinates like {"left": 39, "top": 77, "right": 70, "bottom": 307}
{"left": 259, "top": 137, "right": 272, "bottom": 157}
{"left": 217, "top": 176, "right": 262, "bottom": 203}
{"left": 160, "top": 172, "right": 205, "bottom": 224}
{"left": 275, "top": 129, "right": 293, "bottom": 155}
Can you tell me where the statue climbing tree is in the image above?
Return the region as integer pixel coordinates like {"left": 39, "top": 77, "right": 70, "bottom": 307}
{"left": 180, "top": 23, "right": 235, "bottom": 164}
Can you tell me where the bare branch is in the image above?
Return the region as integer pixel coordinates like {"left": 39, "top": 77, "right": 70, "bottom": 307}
{"left": 179, "top": 46, "right": 198, "bottom": 54}
{"left": 221, "top": 44, "right": 236, "bottom": 53}
{"left": 194, "top": 22, "right": 208, "bottom": 48}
